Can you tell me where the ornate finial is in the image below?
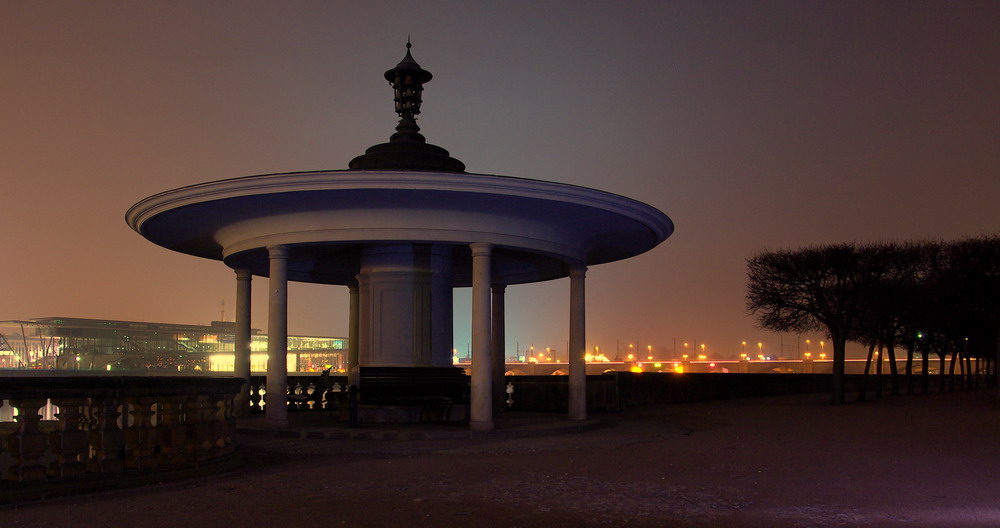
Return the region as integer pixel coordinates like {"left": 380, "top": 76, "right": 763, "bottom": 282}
{"left": 348, "top": 42, "right": 465, "bottom": 172}
{"left": 385, "top": 41, "right": 432, "bottom": 120}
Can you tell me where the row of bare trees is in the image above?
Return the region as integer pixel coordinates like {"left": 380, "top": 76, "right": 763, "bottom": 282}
{"left": 746, "top": 236, "right": 1000, "bottom": 403}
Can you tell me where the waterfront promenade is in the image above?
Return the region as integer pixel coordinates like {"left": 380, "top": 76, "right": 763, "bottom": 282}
{"left": 4, "top": 389, "right": 999, "bottom": 527}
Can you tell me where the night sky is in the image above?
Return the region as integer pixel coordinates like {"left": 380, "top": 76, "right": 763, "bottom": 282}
{"left": 2, "top": 1, "right": 998, "bottom": 360}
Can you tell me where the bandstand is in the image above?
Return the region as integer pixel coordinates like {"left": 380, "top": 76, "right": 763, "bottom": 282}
{"left": 127, "top": 42, "right": 673, "bottom": 431}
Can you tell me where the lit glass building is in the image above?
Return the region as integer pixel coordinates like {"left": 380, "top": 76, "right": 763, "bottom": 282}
{"left": 0, "top": 317, "right": 346, "bottom": 373}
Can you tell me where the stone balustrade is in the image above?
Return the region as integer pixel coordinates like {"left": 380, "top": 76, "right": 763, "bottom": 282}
{"left": 246, "top": 374, "right": 350, "bottom": 414}
{"left": 0, "top": 374, "right": 244, "bottom": 484}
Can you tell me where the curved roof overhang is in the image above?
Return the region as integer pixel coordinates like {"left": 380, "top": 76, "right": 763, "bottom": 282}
{"left": 126, "top": 170, "right": 673, "bottom": 286}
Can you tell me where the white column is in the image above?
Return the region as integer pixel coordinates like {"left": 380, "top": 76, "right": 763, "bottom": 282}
{"left": 470, "top": 242, "right": 493, "bottom": 431}
{"left": 234, "top": 269, "right": 252, "bottom": 418}
{"left": 266, "top": 245, "right": 289, "bottom": 429}
{"left": 491, "top": 284, "right": 506, "bottom": 412}
{"left": 568, "top": 265, "right": 587, "bottom": 420}
{"left": 348, "top": 281, "right": 359, "bottom": 389}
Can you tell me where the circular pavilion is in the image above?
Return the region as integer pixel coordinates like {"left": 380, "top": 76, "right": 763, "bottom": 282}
{"left": 127, "top": 43, "right": 674, "bottom": 431}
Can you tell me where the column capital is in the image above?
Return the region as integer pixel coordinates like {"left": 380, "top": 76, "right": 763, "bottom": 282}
{"left": 569, "top": 264, "right": 587, "bottom": 279}
{"left": 469, "top": 242, "right": 493, "bottom": 257}
{"left": 235, "top": 269, "right": 253, "bottom": 281}
{"left": 491, "top": 283, "right": 507, "bottom": 294}
{"left": 267, "top": 245, "right": 289, "bottom": 258}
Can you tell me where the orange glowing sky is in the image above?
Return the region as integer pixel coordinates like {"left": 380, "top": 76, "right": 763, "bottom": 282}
{"left": 2, "top": 1, "right": 998, "bottom": 359}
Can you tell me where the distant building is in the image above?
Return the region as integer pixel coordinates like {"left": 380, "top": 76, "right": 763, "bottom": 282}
{"left": 0, "top": 317, "right": 346, "bottom": 373}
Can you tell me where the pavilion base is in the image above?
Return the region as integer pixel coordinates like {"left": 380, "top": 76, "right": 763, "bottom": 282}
{"left": 355, "top": 403, "right": 469, "bottom": 424}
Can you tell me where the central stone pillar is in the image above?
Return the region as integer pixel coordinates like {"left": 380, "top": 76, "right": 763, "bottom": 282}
{"left": 470, "top": 242, "right": 493, "bottom": 431}
{"left": 234, "top": 269, "right": 252, "bottom": 418}
{"left": 348, "top": 281, "right": 360, "bottom": 389}
{"left": 356, "top": 244, "right": 454, "bottom": 366}
{"left": 266, "top": 245, "right": 289, "bottom": 429}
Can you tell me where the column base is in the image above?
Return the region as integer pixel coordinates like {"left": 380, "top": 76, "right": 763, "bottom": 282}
{"left": 265, "top": 414, "right": 288, "bottom": 429}
{"left": 469, "top": 419, "right": 494, "bottom": 432}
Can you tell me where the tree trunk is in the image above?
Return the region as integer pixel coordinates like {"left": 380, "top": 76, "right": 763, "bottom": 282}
{"left": 831, "top": 332, "right": 847, "bottom": 404}
{"left": 886, "top": 341, "right": 900, "bottom": 396}
{"left": 876, "top": 344, "right": 884, "bottom": 399}
{"left": 920, "top": 343, "right": 929, "bottom": 394}
{"left": 938, "top": 352, "right": 946, "bottom": 392}
{"left": 948, "top": 350, "right": 959, "bottom": 391}
{"left": 994, "top": 321, "right": 1000, "bottom": 389}
{"left": 905, "top": 342, "right": 915, "bottom": 395}
{"left": 858, "top": 342, "right": 875, "bottom": 402}
{"left": 964, "top": 356, "right": 971, "bottom": 389}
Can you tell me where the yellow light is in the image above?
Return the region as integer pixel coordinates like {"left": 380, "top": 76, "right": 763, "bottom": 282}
{"left": 673, "top": 364, "right": 684, "bottom": 373}
{"left": 630, "top": 365, "right": 643, "bottom": 373}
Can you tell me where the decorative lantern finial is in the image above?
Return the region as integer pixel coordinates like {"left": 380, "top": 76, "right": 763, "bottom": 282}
{"left": 385, "top": 39, "right": 433, "bottom": 121}
{"left": 348, "top": 41, "right": 465, "bottom": 172}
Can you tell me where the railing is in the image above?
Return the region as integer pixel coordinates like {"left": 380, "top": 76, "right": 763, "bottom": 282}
{"left": 247, "top": 374, "right": 351, "bottom": 414}
{"left": 0, "top": 374, "right": 244, "bottom": 484}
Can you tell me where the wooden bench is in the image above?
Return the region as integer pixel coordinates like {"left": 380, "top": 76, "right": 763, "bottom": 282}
{"left": 357, "top": 366, "right": 468, "bottom": 405}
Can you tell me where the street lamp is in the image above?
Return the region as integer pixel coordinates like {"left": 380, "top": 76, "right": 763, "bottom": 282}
{"left": 647, "top": 344, "right": 653, "bottom": 361}
{"left": 741, "top": 341, "right": 746, "bottom": 355}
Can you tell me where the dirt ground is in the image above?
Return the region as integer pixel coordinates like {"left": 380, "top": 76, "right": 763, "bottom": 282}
{"left": 4, "top": 389, "right": 1000, "bottom": 527}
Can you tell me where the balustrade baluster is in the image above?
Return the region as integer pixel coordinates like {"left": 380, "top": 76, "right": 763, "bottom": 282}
{"left": 125, "top": 397, "right": 158, "bottom": 470}
{"left": 49, "top": 397, "right": 89, "bottom": 477}
{"left": 155, "top": 396, "right": 189, "bottom": 466}
{"left": 184, "top": 394, "right": 212, "bottom": 462}
{"left": 87, "top": 397, "right": 124, "bottom": 474}
{"left": 8, "top": 398, "right": 51, "bottom": 481}
{"left": 249, "top": 381, "right": 265, "bottom": 413}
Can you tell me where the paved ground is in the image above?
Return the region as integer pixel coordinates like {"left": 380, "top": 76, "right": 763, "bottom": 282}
{"left": 4, "top": 389, "right": 1000, "bottom": 527}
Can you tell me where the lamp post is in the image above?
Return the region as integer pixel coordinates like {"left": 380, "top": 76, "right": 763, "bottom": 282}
{"left": 647, "top": 344, "right": 653, "bottom": 361}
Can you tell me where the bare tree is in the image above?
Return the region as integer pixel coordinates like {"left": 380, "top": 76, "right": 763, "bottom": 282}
{"left": 747, "top": 244, "right": 875, "bottom": 404}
